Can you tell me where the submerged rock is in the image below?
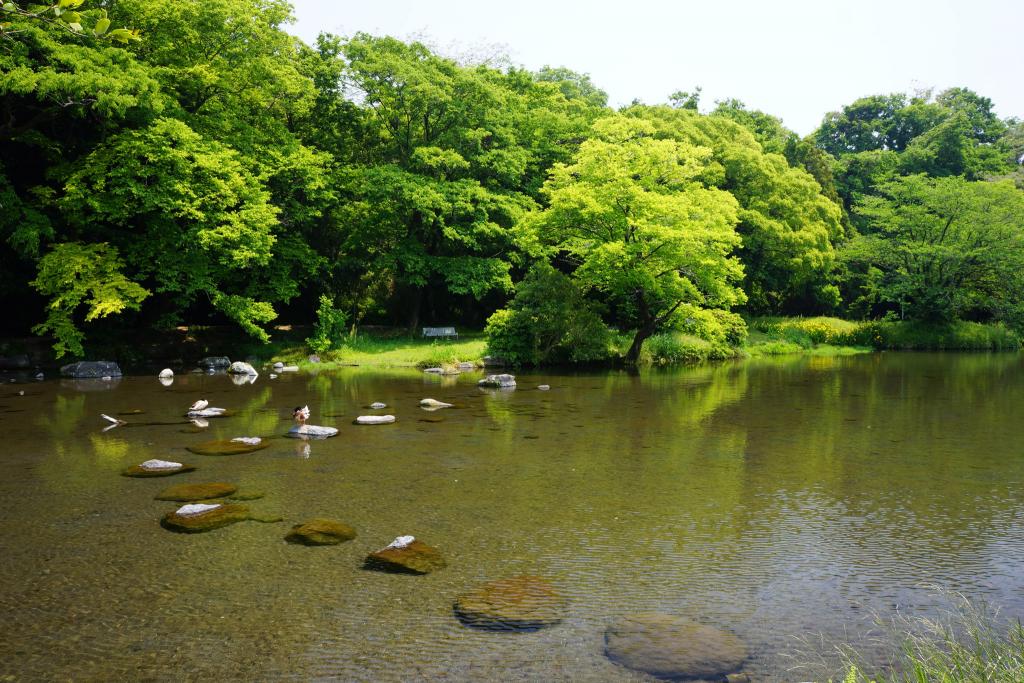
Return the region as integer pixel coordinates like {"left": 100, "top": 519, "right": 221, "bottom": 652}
{"left": 155, "top": 482, "right": 238, "bottom": 501}
{"left": 160, "top": 503, "right": 275, "bottom": 533}
{"left": 419, "top": 398, "right": 453, "bottom": 409}
{"left": 354, "top": 415, "right": 395, "bottom": 425}
{"left": 228, "top": 361, "right": 258, "bottom": 375}
{"left": 604, "top": 613, "right": 747, "bottom": 680}
{"left": 60, "top": 361, "right": 122, "bottom": 379}
{"left": 364, "top": 538, "right": 445, "bottom": 574}
{"left": 285, "top": 518, "right": 357, "bottom": 545}
{"left": 187, "top": 438, "right": 270, "bottom": 456}
{"left": 454, "top": 576, "right": 567, "bottom": 631}
{"left": 122, "top": 461, "right": 197, "bottom": 477}
{"left": 197, "top": 356, "right": 231, "bottom": 371}
{"left": 478, "top": 374, "right": 516, "bottom": 388}
{"left": 287, "top": 424, "right": 338, "bottom": 438}
{"left": 229, "top": 489, "right": 265, "bottom": 501}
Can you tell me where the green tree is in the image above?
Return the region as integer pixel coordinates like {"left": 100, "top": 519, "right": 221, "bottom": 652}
{"left": 526, "top": 115, "right": 745, "bottom": 363}
{"left": 843, "top": 175, "right": 1024, "bottom": 324}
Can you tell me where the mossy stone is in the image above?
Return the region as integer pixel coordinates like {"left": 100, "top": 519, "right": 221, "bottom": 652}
{"left": 364, "top": 540, "right": 446, "bottom": 574}
{"left": 186, "top": 439, "right": 270, "bottom": 456}
{"left": 604, "top": 613, "right": 747, "bottom": 680}
{"left": 285, "top": 518, "right": 357, "bottom": 545}
{"left": 161, "top": 503, "right": 254, "bottom": 533}
{"left": 454, "top": 575, "right": 567, "bottom": 631}
{"left": 155, "top": 482, "right": 237, "bottom": 501}
{"left": 122, "top": 464, "right": 197, "bottom": 477}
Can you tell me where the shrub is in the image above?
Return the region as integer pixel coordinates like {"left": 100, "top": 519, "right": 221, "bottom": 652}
{"left": 306, "top": 295, "right": 348, "bottom": 354}
{"left": 485, "top": 263, "right": 610, "bottom": 365}
{"left": 640, "top": 332, "right": 738, "bottom": 364}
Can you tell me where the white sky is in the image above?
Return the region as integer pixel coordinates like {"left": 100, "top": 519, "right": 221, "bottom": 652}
{"left": 288, "top": 0, "right": 1023, "bottom": 136}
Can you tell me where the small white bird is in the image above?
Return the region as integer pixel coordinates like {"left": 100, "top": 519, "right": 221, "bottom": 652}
{"left": 189, "top": 399, "right": 209, "bottom": 412}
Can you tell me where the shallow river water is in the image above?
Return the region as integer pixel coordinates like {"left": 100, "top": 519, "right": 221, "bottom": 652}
{"left": 1, "top": 352, "right": 1024, "bottom": 682}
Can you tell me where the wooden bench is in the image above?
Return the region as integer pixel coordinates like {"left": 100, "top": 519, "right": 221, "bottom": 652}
{"left": 422, "top": 326, "right": 458, "bottom": 340}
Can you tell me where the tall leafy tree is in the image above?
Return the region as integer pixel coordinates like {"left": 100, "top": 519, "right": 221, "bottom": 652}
{"left": 526, "top": 115, "right": 745, "bottom": 363}
{"left": 842, "top": 175, "right": 1024, "bottom": 324}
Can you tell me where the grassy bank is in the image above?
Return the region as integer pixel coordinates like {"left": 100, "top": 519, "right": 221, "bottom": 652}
{"left": 747, "top": 317, "right": 1020, "bottom": 355}
{"left": 256, "top": 330, "right": 488, "bottom": 369}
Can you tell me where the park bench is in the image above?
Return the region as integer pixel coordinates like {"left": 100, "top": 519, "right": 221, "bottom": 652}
{"left": 422, "top": 326, "right": 458, "bottom": 339}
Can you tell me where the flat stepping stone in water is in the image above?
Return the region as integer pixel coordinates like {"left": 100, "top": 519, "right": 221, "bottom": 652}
{"left": 604, "top": 613, "right": 747, "bottom": 681}
{"left": 186, "top": 407, "right": 229, "bottom": 418}
{"left": 160, "top": 503, "right": 269, "bottom": 533}
{"left": 285, "top": 518, "right": 357, "bottom": 545}
{"left": 364, "top": 536, "right": 445, "bottom": 574}
{"left": 155, "top": 482, "right": 237, "bottom": 501}
{"left": 419, "top": 398, "right": 453, "bottom": 409}
{"left": 229, "top": 489, "right": 265, "bottom": 501}
{"left": 122, "top": 460, "right": 197, "bottom": 477}
{"left": 287, "top": 424, "right": 338, "bottom": 438}
{"left": 187, "top": 439, "right": 270, "bottom": 456}
{"left": 454, "top": 576, "right": 567, "bottom": 631}
{"left": 478, "top": 374, "right": 516, "bottom": 388}
{"left": 354, "top": 415, "right": 395, "bottom": 425}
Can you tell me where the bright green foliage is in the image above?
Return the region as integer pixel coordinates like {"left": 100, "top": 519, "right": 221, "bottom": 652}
{"left": 526, "top": 115, "right": 745, "bottom": 362}
{"left": 334, "top": 34, "right": 537, "bottom": 329}
{"left": 30, "top": 242, "right": 149, "bottom": 356}
{"left": 59, "top": 117, "right": 281, "bottom": 333}
{"left": 630, "top": 106, "right": 844, "bottom": 314}
{"left": 0, "top": 0, "right": 140, "bottom": 43}
{"left": 843, "top": 175, "right": 1024, "bottom": 324}
{"left": 484, "top": 262, "right": 609, "bottom": 365}
{"left": 306, "top": 295, "right": 349, "bottom": 354}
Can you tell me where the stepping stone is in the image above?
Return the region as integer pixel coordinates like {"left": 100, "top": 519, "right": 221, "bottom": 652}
{"left": 454, "top": 576, "right": 567, "bottom": 631}
{"left": 285, "top": 518, "right": 357, "bottom": 545}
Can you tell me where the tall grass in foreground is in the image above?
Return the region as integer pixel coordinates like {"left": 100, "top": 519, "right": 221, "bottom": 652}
{"left": 799, "top": 592, "right": 1024, "bottom": 683}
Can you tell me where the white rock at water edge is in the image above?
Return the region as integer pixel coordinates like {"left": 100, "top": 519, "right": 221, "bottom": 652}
{"left": 355, "top": 415, "right": 396, "bottom": 425}
{"left": 176, "top": 503, "right": 221, "bottom": 517}
{"left": 231, "top": 437, "right": 262, "bottom": 445}
{"left": 187, "top": 407, "right": 227, "bottom": 418}
{"left": 140, "top": 459, "right": 183, "bottom": 471}
{"left": 370, "top": 402, "right": 387, "bottom": 409}
{"left": 158, "top": 368, "right": 174, "bottom": 379}
{"left": 385, "top": 535, "right": 415, "bottom": 550}
{"left": 280, "top": 365, "right": 299, "bottom": 372}
{"left": 273, "top": 361, "right": 285, "bottom": 370}
{"left": 538, "top": 384, "right": 550, "bottom": 391}
{"left": 228, "top": 361, "right": 258, "bottom": 376}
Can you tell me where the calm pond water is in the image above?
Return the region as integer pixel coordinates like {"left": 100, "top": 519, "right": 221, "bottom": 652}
{"left": 2, "top": 352, "right": 1024, "bottom": 682}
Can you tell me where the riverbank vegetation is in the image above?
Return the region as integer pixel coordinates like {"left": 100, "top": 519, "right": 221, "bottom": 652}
{"left": 2, "top": 0, "right": 1022, "bottom": 364}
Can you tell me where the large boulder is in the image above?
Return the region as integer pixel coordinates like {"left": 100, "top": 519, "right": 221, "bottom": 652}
{"left": 60, "top": 361, "right": 122, "bottom": 379}
{"left": 478, "top": 374, "right": 516, "bottom": 388}
{"left": 155, "top": 482, "right": 238, "bottom": 501}
{"left": 364, "top": 537, "right": 445, "bottom": 574}
{"left": 227, "top": 361, "right": 257, "bottom": 376}
{"left": 197, "top": 356, "right": 231, "bottom": 371}
{"left": 285, "top": 518, "right": 357, "bottom": 545}
{"left": 454, "top": 576, "right": 567, "bottom": 631}
{"left": 186, "top": 438, "right": 270, "bottom": 456}
{"left": 604, "top": 613, "right": 747, "bottom": 680}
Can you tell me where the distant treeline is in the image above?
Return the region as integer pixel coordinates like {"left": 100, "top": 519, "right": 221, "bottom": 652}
{"left": 1, "top": 0, "right": 1022, "bottom": 361}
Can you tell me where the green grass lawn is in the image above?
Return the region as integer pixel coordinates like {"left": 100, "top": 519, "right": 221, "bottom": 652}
{"left": 261, "top": 331, "right": 488, "bottom": 368}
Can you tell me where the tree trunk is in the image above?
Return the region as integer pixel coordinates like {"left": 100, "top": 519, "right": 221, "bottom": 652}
{"left": 406, "top": 287, "right": 423, "bottom": 336}
{"left": 625, "top": 325, "right": 656, "bottom": 365}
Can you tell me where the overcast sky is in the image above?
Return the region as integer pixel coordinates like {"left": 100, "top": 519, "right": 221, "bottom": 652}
{"left": 288, "top": 0, "right": 1023, "bottom": 135}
